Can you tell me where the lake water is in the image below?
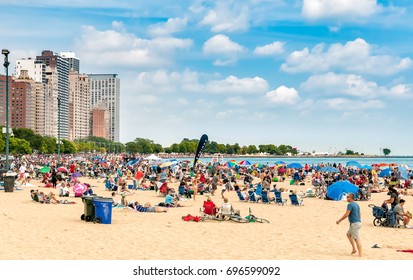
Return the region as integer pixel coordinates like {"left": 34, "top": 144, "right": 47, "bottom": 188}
{"left": 179, "top": 157, "right": 413, "bottom": 168}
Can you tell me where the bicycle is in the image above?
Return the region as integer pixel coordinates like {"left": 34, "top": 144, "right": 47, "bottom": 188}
{"left": 245, "top": 208, "right": 270, "bottom": 223}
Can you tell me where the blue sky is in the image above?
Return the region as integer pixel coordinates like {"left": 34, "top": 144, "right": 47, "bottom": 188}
{"left": 1, "top": 0, "right": 412, "bottom": 155}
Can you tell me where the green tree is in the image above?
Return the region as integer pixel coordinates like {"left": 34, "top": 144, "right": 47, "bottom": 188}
{"left": 9, "top": 137, "right": 32, "bottom": 154}
{"left": 383, "top": 148, "right": 391, "bottom": 156}
{"left": 247, "top": 145, "right": 259, "bottom": 154}
{"left": 62, "top": 139, "right": 77, "bottom": 154}
{"left": 345, "top": 149, "right": 355, "bottom": 155}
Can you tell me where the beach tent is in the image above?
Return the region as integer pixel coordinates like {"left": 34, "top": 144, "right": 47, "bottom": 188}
{"left": 144, "top": 154, "right": 162, "bottom": 161}
{"left": 327, "top": 181, "right": 358, "bottom": 201}
{"left": 287, "top": 163, "right": 303, "bottom": 169}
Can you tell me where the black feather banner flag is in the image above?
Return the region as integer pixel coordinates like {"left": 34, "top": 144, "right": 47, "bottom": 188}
{"left": 193, "top": 134, "right": 208, "bottom": 168}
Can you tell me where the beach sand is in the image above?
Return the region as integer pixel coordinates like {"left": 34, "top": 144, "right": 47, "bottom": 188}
{"left": 1, "top": 177, "right": 413, "bottom": 260}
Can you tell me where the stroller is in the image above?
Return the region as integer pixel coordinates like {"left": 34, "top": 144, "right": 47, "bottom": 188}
{"left": 368, "top": 203, "right": 400, "bottom": 228}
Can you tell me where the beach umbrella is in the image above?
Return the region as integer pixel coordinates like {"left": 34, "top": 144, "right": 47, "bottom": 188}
{"left": 379, "top": 168, "right": 391, "bottom": 177}
{"left": 225, "top": 161, "right": 237, "bottom": 168}
{"left": 238, "top": 160, "right": 252, "bottom": 166}
{"left": 126, "top": 159, "right": 138, "bottom": 166}
{"left": 254, "top": 163, "right": 263, "bottom": 168}
{"left": 287, "top": 163, "right": 303, "bottom": 169}
{"left": 57, "top": 167, "right": 69, "bottom": 173}
{"left": 327, "top": 181, "right": 359, "bottom": 201}
{"left": 144, "top": 154, "right": 162, "bottom": 161}
{"left": 389, "top": 163, "right": 398, "bottom": 167}
{"left": 275, "top": 160, "right": 285, "bottom": 165}
{"left": 378, "top": 163, "right": 388, "bottom": 167}
{"left": 346, "top": 161, "right": 361, "bottom": 168}
{"left": 320, "top": 166, "right": 338, "bottom": 173}
{"left": 360, "top": 165, "right": 371, "bottom": 170}
{"left": 39, "top": 166, "right": 51, "bottom": 173}
{"left": 72, "top": 172, "right": 82, "bottom": 178}
{"left": 73, "top": 183, "right": 87, "bottom": 194}
{"left": 398, "top": 166, "right": 409, "bottom": 180}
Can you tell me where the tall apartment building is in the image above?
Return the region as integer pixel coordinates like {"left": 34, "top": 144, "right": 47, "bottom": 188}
{"left": 44, "top": 66, "right": 59, "bottom": 138}
{"left": 0, "top": 75, "right": 12, "bottom": 128}
{"left": 68, "top": 71, "right": 90, "bottom": 140}
{"left": 91, "top": 101, "right": 110, "bottom": 140}
{"left": 36, "top": 50, "right": 69, "bottom": 139}
{"left": 88, "top": 74, "right": 120, "bottom": 142}
{"left": 60, "top": 52, "right": 80, "bottom": 73}
{"left": 11, "top": 71, "right": 36, "bottom": 130}
{"left": 14, "top": 59, "right": 47, "bottom": 136}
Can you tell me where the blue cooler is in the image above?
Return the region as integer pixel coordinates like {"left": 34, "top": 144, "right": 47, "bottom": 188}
{"left": 92, "top": 197, "right": 114, "bottom": 224}
{"left": 128, "top": 184, "right": 133, "bottom": 189}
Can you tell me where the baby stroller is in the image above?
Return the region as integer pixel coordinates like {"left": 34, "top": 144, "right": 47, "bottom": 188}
{"left": 368, "top": 203, "right": 400, "bottom": 228}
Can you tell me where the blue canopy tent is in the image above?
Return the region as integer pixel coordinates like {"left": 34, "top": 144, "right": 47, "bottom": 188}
{"left": 327, "top": 181, "right": 359, "bottom": 201}
{"left": 287, "top": 163, "right": 303, "bottom": 169}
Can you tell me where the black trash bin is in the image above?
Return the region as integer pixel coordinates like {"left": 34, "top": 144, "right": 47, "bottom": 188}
{"left": 4, "top": 175, "right": 15, "bottom": 192}
{"left": 81, "top": 195, "right": 101, "bottom": 222}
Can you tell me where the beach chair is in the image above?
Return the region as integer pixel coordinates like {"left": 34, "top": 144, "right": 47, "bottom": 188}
{"left": 236, "top": 191, "right": 247, "bottom": 202}
{"left": 248, "top": 190, "right": 259, "bottom": 203}
{"left": 261, "top": 190, "right": 275, "bottom": 204}
{"left": 289, "top": 194, "right": 304, "bottom": 206}
{"left": 275, "top": 192, "right": 287, "bottom": 206}
{"left": 255, "top": 184, "right": 262, "bottom": 196}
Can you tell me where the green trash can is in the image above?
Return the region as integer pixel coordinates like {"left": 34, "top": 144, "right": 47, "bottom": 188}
{"left": 4, "top": 175, "right": 15, "bottom": 192}
{"left": 81, "top": 195, "right": 101, "bottom": 222}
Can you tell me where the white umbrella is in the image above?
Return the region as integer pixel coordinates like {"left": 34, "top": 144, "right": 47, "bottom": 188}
{"left": 144, "top": 154, "right": 162, "bottom": 161}
{"left": 160, "top": 161, "right": 174, "bottom": 168}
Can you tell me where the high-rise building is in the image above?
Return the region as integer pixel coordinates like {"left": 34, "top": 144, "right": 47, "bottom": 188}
{"left": 0, "top": 75, "right": 12, "bottom": 128}
{"left": 11, "top": 71, "right": 36, "bottom": 130}
{"left": 88, "top": 74, "right": 120, "bottom": 142}
{"left": 43, "top": 66, "right": 59, "bottom": 138}
{"left": 15, "top": 58, "right": 46, "bottom": 83}
{"left": 60, "top": 52, "right": 80, "bottom": 73}
{"left": 68, "top": 71, "right": 90, "bottom": 140}
{"left": 91, "top": 101, "right": 110, "bottom": 140}
{"left": 37, "top": 50, "right": 69, "bottom": 139}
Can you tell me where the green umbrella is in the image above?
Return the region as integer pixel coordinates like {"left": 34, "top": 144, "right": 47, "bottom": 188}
{"left": 39, "top": 166, "right": 51, "bottom": 173}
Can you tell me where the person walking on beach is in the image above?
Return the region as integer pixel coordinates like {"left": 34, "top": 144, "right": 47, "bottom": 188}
{"left": 336, "top": 192, "right": 362, "bottom": 257}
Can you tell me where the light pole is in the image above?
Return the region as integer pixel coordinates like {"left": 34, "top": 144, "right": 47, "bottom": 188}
{"left": 2, "top": 49, "right": 10, "bottom": 170}
{"left": 57, "top": 97, "right": 61, "bottom": 166}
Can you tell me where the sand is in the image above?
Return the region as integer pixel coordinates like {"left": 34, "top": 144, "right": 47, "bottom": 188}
{"left": 1, "top": 176, "right": 413, "bottom": 260}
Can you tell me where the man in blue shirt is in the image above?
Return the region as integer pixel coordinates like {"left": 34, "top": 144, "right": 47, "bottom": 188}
{"left": 336, "top": 192, "right": 362, "bottom": 257}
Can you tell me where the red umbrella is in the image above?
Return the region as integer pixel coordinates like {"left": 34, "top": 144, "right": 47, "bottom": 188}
{"left": 389, "top": 163, "right": 398, "bottom": 167}
{"left": 57, "top": 167, "right": 69, "bottom": 173}
{"left": 378, "top": 163, "right": 388, "bottom": 167}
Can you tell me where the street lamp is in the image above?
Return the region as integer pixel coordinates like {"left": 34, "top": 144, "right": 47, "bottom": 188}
{"left": 57, "top": 97, "right": 61, "bottom": 166}
{"left": 2, "top": 49, "right": 10, "bottom": 170}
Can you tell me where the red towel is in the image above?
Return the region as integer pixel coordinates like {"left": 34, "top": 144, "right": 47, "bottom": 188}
{"left": 397, "top": 250, "right": 413, "bottom": 254}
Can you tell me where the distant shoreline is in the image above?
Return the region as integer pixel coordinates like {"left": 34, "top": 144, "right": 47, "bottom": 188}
{"left": 160, "top": 154, "right": 413, "bottom": 159}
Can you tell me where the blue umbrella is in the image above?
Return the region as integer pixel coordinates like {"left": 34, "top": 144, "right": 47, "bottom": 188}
{"left": 379, "top": 168, "right": 391, "bottom": 177}
{"left": 360, "top": 165, "right": 371, "bottom": 170}
{"left": 126, "top": 159, "right": 138, "bottom": 166}
{"left": 275, "top": 160, "right": 285, "bottom": 165}
{"left": 320, "top": 166, "right": 339, "bottom": 173}
{"left": 287, "top": 163, "right": 303, "bottom": 169}
{"left": 346, "top": 161, "right": 361, "bottom": 168}
{"left": 398, "top": 167, "right": 409, "bottom": 180}
{"left": 327, "top": 181, "right": 359, "bottom": 201}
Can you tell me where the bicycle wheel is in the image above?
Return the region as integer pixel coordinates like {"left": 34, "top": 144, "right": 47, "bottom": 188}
{"left": 255, "top": 218, "right": 270, "bottom": 223}
{"left": 230, "top": 215, "right": 249, "bottom": 223}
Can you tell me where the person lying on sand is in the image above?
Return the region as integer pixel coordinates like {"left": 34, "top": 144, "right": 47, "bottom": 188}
{"left": 129, "top": 201, "right": 168, "bottom": 213}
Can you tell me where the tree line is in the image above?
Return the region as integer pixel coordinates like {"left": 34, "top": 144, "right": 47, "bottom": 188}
{"left": 1, "top": 128, "right": 298, "bottom": 156}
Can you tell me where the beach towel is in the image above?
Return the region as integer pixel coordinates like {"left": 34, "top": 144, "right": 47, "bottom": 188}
{"left": 397, "top": 250, "right": 413, "bottom": 254}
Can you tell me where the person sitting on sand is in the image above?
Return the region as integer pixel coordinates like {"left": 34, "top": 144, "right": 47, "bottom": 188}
{"left": 203, "top": 196, "right": 218, "bottom": 216}
{"left": 394, "top": 199, "right": 412, "bottom": 228}
{"left": 220, "top": 197, "right": 238, "bottom": 220}
{"left": 131, "top": 201, "right": 168, "bottom": 213}
{"left": 59, "top": 182, "right": 70, "bottom": 197}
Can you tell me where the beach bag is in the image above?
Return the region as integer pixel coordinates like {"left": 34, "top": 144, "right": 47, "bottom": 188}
{"left": 272, "top": 177, "right": 278, "bottom": 182}
{"left": 290, "top": 179, "right": 295, "bottom": 185}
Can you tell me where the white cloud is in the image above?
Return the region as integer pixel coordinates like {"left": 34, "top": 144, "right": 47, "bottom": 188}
{"left": 302, "top": 0, "right": 380, "bottom": 20}
{"left": 148, "top": 17, "right": 188, "bottom": 37}
{"left": 75, "top": 24, "right": 193, "bottom": 68}
{"left": 281, "top": 38, "right": 412, "bottom": 76}
{"left": 224, "top": 97, "right": 248, "bottom": 106}
{"left": 133, "top": 70, "right": 268, "bottom": 96}
{"left": 322, "top": 98, "right": 385, "bottom": 111}
{"left": 265, "top": 86, "right": 300, "bottom": 105}
{"left": 203, "top": 34, "right": 245, "bottom": 66}
{"left": 139, "top": 95, "right": 161, "bottom": 105}
{"left": 200, "top": 1, "right": 249, "bottom": 32}
{"left": 206, "top": 75, "right": 268, "bottom": 94}
{"left": 301, "top": 72, "right": 413, "bottom": 99}
{"left": 254, "top": 41, "right": 285, "bottom": 56}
